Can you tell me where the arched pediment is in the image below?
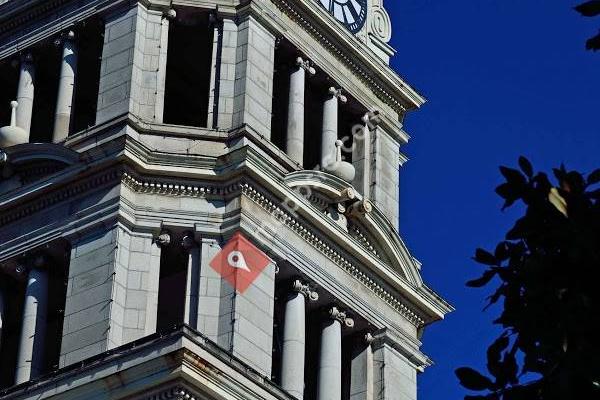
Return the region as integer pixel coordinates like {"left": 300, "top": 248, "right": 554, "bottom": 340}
{"left": 284, "top": 170, "right": 423, "bottom": 288}
{"left": 0, "top": 143, "right": 80, "bottom": 196}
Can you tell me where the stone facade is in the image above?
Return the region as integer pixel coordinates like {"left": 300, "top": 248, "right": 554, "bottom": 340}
{"left": 0, "top": 0, "right": 452, "bottom": 399}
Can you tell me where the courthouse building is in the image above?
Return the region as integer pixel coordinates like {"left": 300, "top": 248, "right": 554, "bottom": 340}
{"left": 0, "top": 0, "right": 452, "bottom": 399}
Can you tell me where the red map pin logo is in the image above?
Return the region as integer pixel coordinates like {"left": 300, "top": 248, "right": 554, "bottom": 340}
{"left": 209, "top": 232, "right": 271, "bottom": 293}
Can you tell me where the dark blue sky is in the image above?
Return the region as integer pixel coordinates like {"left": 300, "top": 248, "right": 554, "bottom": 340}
{"left": 388, "top": 1, "right": 600, "bottom": 399}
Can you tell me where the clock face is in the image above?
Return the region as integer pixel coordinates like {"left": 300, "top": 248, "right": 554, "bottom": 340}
{"left": 318, "top": 0, "right": 368, "bottom": 34}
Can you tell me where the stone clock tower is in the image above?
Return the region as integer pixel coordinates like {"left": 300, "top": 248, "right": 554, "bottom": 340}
{"left": 0, "top": 0, "right": 452, "bottom": 399}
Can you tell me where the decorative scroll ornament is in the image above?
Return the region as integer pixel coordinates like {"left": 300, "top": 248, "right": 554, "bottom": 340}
{"left": 369, "top": 0, "right": 392, "bottom": 43}
{"left": 296, "top": 56, "right": 316, "bottom": 75}
{"left": 292, "top": 279, "right": 319, "bottom": 301}
{"left": 328, "top": 306, "right": 355, "bottom": 328}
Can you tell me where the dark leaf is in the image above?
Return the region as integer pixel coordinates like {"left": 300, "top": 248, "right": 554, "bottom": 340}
{"left": 587, "top": 32, "right": 600, "bottom": 51}
{"left": 495, "top": 183, "right": 515, "bottom": 200}
{"left": 518, "top": 156, "right": 533, "bottom": 178}
{"left": 575, "top": 0, "right": 600, "bottom": 16}
{"left": 484, "top": 285, "right": 505, "bottom": 310}
{"left": 500, "top": 166, "right": 526, "bottom": 186}
{"left": 553, "top": 166, "right": 567, "bottom": 183}
{"left": 456, "top": 367, "right": 494, "bottom": 391}
{"left": 506, "top": 217, "right": 529, "bottom": 240}
{"left": 467, "top": 270, "right": 497, "bottom": 288}
{"left": 588, "top": 169, "right": 600, "bottom": 185}
{"left": 487, "top": 336, "right": 510, "bottom": 377}
{"left": 474, "top": 248, "right": 497, "bottom": 265}
{"left": 494, "top": 242, "right": 510, "bottom": 261}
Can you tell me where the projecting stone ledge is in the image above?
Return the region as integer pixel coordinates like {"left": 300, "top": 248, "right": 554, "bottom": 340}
{"left": 0, "top": 326, "right": 294, "bottom": 400}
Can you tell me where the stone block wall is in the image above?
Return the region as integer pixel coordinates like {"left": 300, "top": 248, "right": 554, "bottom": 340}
{"left": 208, "top": 18, "right": 239, "bottom": 129}
{"left": 373, "top": 343, "right": 418, "bottom": 400}
{"left": 216, "top": 257, "right": 276, "bottom": 377}
{"left": 232, "top": 15, "right": 276, "bottom": 139}
{"left": 371, "top": 127, "right": 401, "bottom": 230}
{"left": 60, "top": 225, "right": 161, "bottom": 367}
{"left": 96, "top": 4, "right": 167, "bottom": 124}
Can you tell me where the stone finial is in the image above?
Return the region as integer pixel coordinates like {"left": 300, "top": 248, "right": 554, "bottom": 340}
{"left": 324, "top": 141, "right": 356, "bottom": 182}
{"left": 328, "top": 306, "right": 354, "bottom": 328}
{"left": 296, "top": 57, "right": 316, "bottom": 75}
{"left": 291, "top": 279, "right": 319, "bottom": 301}
{"left": 0, "top": 101, "right": 28, "bottom": 148}
{"left": 328, "top": 87, "right": 347, "bottom": 103}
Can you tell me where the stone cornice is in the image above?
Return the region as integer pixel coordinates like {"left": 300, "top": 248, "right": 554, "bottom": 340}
{"left": 238, "top": 182, "right": 427, "bottom": 327}
{"left": 265, "top": 0, "right": 426, "bottom": 113}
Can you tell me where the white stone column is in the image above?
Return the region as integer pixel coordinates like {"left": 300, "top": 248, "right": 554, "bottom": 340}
{"left": 286, "top": 57, "right": 315, "bottom": 166}
{"left": 182, "top": 233, "right": 200, "bottom": 330}
{"left": 281, "top": 280, "right": 319, "bottom": 398}
{"left": 317, "top": 306, "right": 354, "bottom": 400}
{"left": 16, "top": 53, "right": 35, "bottom": 137}
{"left": 15, "top": 260, "right": 49, "bottom": 384}
{"left": 53, "top": 31, "right": 77, "bottom": 143}
{"left": 321, "top": 87, "right": 347, "bottom": 169}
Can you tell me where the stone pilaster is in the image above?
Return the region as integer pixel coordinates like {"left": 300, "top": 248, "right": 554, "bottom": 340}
{"left": 370, "top": 126, "right": 401, "bottom": 230}
{"left": 208, "top": 16, "right": 239, "bottom": 130}
{"left": 372, "top": 336, "right": 418, "bottom": 400}
{"left": 350, "top": 333, "right": 375, "bottom": 400}
{"left": 217, "top": 246, "right": 276, "bottom": 376}
{"left": 232, "top": 14, "right": 276, "bottom": 139}
{"left": 182, "top": 233, "right": 200, "bottom": 330}
{"left": 195, "top": 238, "right": 223, "bottom": 342}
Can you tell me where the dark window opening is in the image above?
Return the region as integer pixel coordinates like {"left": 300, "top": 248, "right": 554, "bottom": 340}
{"left": 0, "top": 59, "right": 18, "bottom": 128}
{"left": 0, "top": 276, "right": 25, "bottom": 389}
{"left": 71, "top": 19, "right": 104, "bottom": 134}
{"left": 163, "top": 9, "right": 214, "bottom": 127}
{"left": 338, "top": 99, "right": 366, "bottom": 165}
{"left": 156, "top": 239, "right": 188, "bottom": 332}
{"left": 304, "top": 78, "right": 325, "bottom": 170}
{"left": 44, "top": 247, "right": 70, "bottom": 374}
{"left": 271, "top": 44, "right": 293, "bottom": 153}
{"left": 304, "top": 307, "right": 322, "bottom": 399}
{"left": 0, "top": 242, "right": 69, "bottom": 389}
{"left": 29, "top": 42, "right": 61, "bottom": 143}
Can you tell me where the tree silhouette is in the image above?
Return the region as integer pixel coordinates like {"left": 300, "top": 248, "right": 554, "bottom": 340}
{"left": 575, "top": 1, "right": 600, "bottom": 50}
{"left": 456, "top": 158, "right": 600, "bottom": 399}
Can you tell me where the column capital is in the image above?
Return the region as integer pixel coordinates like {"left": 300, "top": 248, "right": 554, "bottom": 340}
{"left": 181, "top": 232, "right": 198, "bottom": 252}
{"left": 154, "top": 231, "right": 172, "bottom": 247}
{"left": 164, "top": 8, "right": 177, "bottom": 20}
{"left": 327, "top": 87, "right": 347, "bottom": 103}
{"left": 327, "top": 306, "right": 354, "bottom": 328}
{"left": 291, "top": 279, "right": 319, "bottom": 301}
{"left": 295, "top": 57, "right": 316, "bottom": 75}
